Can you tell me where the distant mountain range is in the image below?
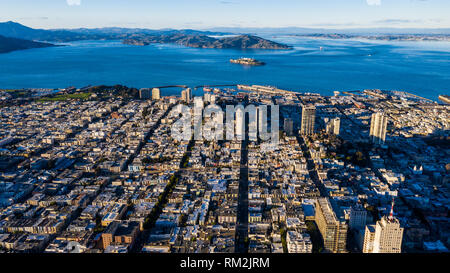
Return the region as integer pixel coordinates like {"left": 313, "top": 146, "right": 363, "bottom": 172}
{"left": 123, "top": 34, "right": 292, "bottom": 49}
{"left": 0, "top": 21, "right": 228, "bottom": 42}
{"left": 0, "top": 21, "right": 291, "bottom": 51}
{"left": 205, "top": 26, "right": 450, "bottom": 35}
{"left": 0, "top": 34, "right": 55, "bottom": 53}
{"left": 1, "top": 21, "right": 449, "bottom": 53}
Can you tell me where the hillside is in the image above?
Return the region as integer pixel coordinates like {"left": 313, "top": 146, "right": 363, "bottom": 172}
{"left": 0, "top": 21, "right": 227, "bottom": 43}
{"left": 123, "top": 34, "right": 292, "bottom": 49}
{"left": 0, "top": 35, "right": 55, "bottom": 53}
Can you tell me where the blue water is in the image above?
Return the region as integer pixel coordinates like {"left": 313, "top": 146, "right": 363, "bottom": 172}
{"left": 0, "top": 36, "right": 449, "bottom": 100}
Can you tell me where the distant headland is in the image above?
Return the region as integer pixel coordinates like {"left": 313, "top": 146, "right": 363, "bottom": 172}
{"left": 0, "top": 21, "right": 291, "bottom": 53}
{"left": 123, "top": 34, "right": 292, "bottom": 50}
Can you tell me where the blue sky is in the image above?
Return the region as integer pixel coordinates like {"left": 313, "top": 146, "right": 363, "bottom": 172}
{"left": 0, "top": 0, "right": 449, "bottom": 29}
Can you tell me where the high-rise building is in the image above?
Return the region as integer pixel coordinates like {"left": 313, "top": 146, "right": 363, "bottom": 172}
{"left": 152, "top": 88, "right": 161, "bottom": 100}
{"left": 373, "top": 200, "right": 404, "bottom": 253}
{"left": 284, "top": 118, "right": 294, "bottom": 136}
{"left": 370, "top": 112, "right": 388, "bottom": 144}
{"left": 139, "top": 88, "right": 152, "bottom": 99}
{"left": 363, "top": 199, "right": 404, "bottom": 253}
{"left": 185, "top": 88, "right": 192, "bottom": 103}
{"left": 362, "top": 225, "right": 376, "bottom": 253}
{"left": 349, "top": 203, "right": 367, "bottom": 230}
{"left": 325, "top": 117, "right": 341, "bottom": 135}
{"left": 181, "top": 88, "right": 192, "bottom": 103}
{"left": 332, "top": 117, "right": 340, "bottom": 135}
{"left": 314, "top": 197, "right": 348, "bottom": 253}
{"left": 301, "top": 105, "right": 316, "bottom": 136}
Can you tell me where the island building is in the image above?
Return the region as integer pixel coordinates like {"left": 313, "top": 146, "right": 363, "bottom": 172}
{"left": 230, "top": 58, "right": 265, "bottom": 66}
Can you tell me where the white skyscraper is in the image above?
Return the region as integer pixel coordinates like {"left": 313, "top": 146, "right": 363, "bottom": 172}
{"left": 370, "top": 112, "right": 388, "bottom": 144}
{"left": 362, "top": 225, "right": 376, "bottom": 253}
{"left": 325, "top": 117, "right": 341, "bottom": 135}
{"left": 332, "top": 117, "right": 340, "bottom": 135}
{"left": 363, "top": 199, "right": 404, "bottom": 253}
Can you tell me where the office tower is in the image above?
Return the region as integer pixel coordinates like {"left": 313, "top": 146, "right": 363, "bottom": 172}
{"left": 301, "top": 105, "right": 316, "bottom": 136}
{"left": 284, "top": 118, "right": 294, "bottom": 136}
{"left": 152, "top": 88, "right": 161, "bottom": 100}
{"left": 139, "top": 88, "right": 152, "bottom": 99}
{"left": 362, "top": 225, "right": 376, "bottom": 253}
{"left": 332, "top": 117, "right": 340, "bottom": 135}
{"left": 314, "top": 198, "right": 348, "bottom": 253}
{"left": 373, "top": 199, "right": 404, "bottom": 253}
{"left": 370, "top": 112, "right": 388, "bottom": 144}
{"left": 325, "top": 117, "right": 341, "bottom": 135}
{"left": 363, "top": 199, "right": 404, "bottom": 253}
{"left": 349, "top": 203, "right": 367, "bottom": 230}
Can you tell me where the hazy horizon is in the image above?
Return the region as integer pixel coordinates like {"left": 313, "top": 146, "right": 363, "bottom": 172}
{"left": 3, "top": 21, "right": 450, "bottom": 36}
{"left": 1, "top": 0, "right": 449, "bottom": 30}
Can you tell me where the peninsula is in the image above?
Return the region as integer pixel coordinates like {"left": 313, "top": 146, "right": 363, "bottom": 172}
{"left": 0, "top": 34, "right": 55, "bottom": 53}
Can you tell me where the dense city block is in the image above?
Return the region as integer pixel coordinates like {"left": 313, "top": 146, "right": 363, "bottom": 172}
{"left": 0, "top": 85, "right": 448, "bottom": 253}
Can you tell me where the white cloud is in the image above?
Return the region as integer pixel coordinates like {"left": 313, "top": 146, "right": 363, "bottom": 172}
{"left": 67, "top": 0, "right": 81, "bottom": 6}
{"left": 366, "top": 0, "right": 381, "bottom": 5}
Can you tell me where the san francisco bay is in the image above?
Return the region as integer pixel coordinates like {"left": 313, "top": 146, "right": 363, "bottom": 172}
{"left": 0, "top": 36, "right": 449, "bottom": 100}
